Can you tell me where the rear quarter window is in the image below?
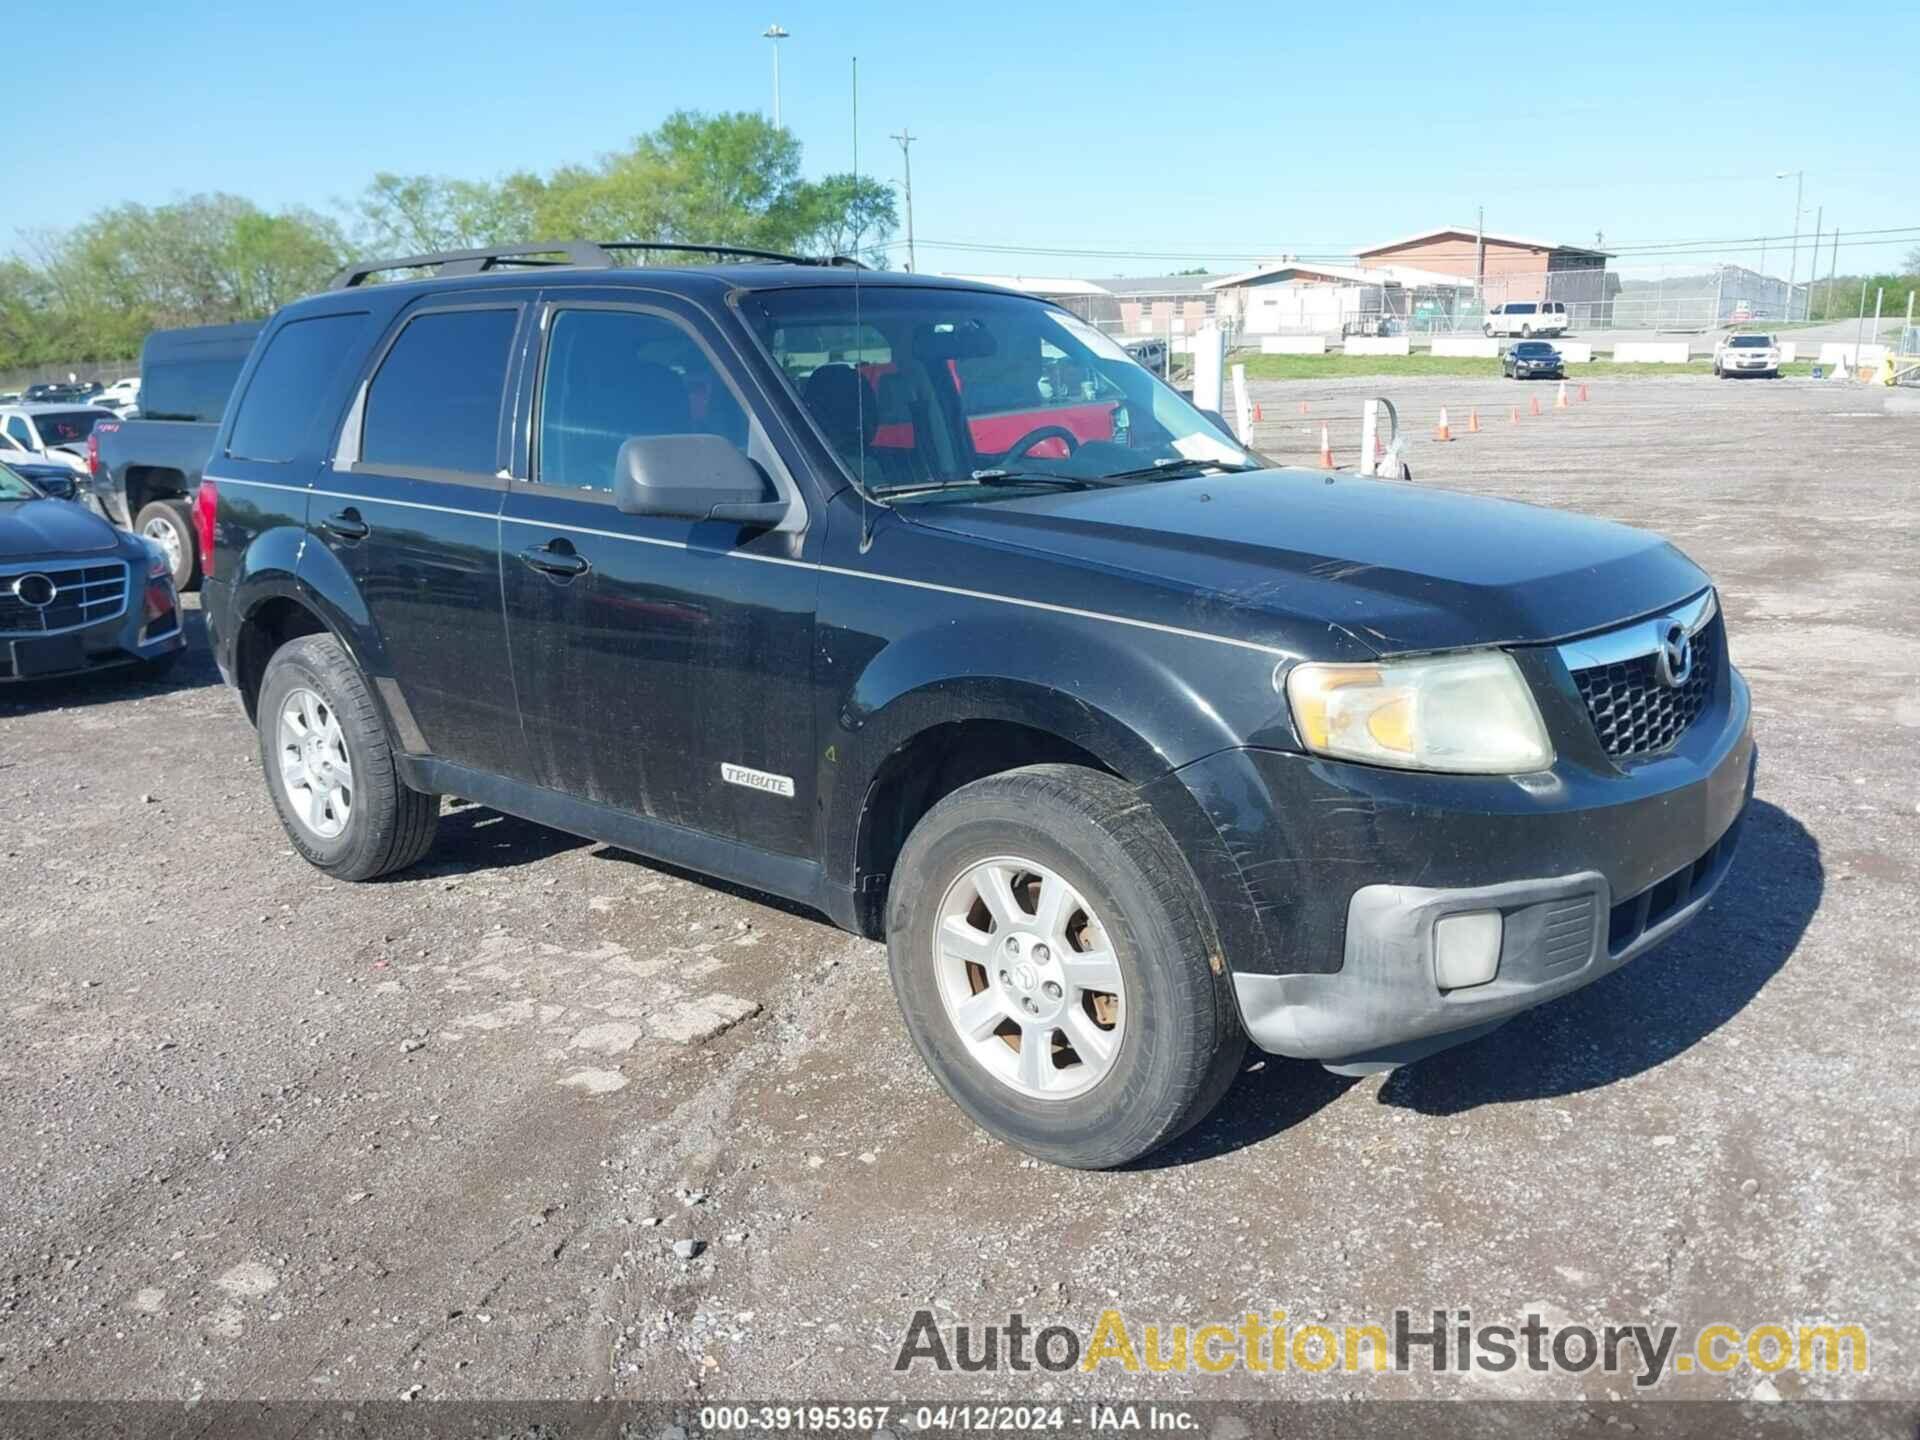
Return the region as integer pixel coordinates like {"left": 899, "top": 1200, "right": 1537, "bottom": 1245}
{"left": 142, "top": 355, "right": 248, "bottom": 424}
{"left": 360, "top": 308, "right": 520, "bottom": 477}
{"left": 227, "top": 314, "right": 372, "bottom": 463}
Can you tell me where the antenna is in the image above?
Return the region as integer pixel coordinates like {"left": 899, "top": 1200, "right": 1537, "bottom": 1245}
{"left": 890, "top": 128, "right": 917, "bottom": 273}
{"left": 852, "top": 54, "right": 875, "bottom": 549}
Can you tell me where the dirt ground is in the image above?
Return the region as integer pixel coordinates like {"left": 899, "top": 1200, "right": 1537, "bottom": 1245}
{"left": 1, "top": 374, "right": 1914, "bottom": 1408}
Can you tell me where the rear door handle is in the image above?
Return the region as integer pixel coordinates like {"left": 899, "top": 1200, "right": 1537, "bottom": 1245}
{"left": 518, "top": 542, "right": 590, "bottom": 579}
{"left": 321, "top": 508, "right": 370, "bottom": 541}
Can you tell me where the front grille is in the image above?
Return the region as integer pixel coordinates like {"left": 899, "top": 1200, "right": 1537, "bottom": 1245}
{"left": 1570, "top": 615, "right": 1718, "bottom": 759}
{"left": 0, "top": 560, "right": 129, "bottom": 636}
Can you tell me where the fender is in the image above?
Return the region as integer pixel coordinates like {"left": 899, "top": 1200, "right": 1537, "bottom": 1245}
{"left": 819, "top": 611, "right": 1263, "bottom": 947}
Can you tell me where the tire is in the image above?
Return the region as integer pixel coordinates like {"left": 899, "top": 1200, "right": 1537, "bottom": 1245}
{"left": 257, "top": 633, "right": 439, "bottom": 881}
{"left": 1482, "top": 323, "right": 1494, "bottom": 338}
{"left": 885, "top": 763, "right": 1246, "bottom": 1169}
{"left": 1713, "top": 363, "right": 1724, "bottom": 378}
{"left": 135, "top": 499, "right": 198, "bottom": 592}
{"left": 1521, "top": 324, "right": 1533, "bottom": 339}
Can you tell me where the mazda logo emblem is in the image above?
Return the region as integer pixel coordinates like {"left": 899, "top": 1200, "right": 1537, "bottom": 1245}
{"left": 1655, "top": 621, "right": 1693, "bottom": 689}
{"left": 11, "top": 572, "right": 57, "bottom": 609}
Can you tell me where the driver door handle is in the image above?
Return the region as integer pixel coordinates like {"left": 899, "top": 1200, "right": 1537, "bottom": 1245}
{"left": 321, "top": 508, "right": 370, "bottom": 541}
{"left": 518, "top": 542, "right": 590, "bottom": 579}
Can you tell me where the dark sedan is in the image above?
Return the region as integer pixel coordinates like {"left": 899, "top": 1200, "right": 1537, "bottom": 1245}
{"left": 1503, "top": 340, "right": 1566, "bottom": 379}
{"left": 0, "top": 461, "right": 183, "bottom": 683}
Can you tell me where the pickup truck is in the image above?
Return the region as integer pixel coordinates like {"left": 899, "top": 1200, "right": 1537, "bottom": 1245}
{"left": 87, "top": 321, "right": 261, "bottom": 589}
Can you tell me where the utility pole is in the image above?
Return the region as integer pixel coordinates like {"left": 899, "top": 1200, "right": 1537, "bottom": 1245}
{"left": 1808, "top": 206, "right": 1822, "bottom": 319}
{"left": 890, "top": 128, "right": 918, "bottom": 273}
{"left": 763, "top": 23, "right": 789, "bottom": 128}
{"left": 1475, "top": 205, "right": 1485, "bottom": 297}
{"left": 1777, "top": 170, "right": 1804, "bottom": 320}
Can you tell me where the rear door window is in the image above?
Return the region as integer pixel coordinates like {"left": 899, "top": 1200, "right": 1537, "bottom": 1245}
{"left": 227, "top": 313, "right": 370, "bottom": 463}
{"left": 361, "top": 308, "right": 520, "bottom": 477}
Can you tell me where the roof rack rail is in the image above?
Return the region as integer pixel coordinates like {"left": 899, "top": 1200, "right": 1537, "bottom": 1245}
{"left": 328, "top": 239, "right": 865, "bottom": 290}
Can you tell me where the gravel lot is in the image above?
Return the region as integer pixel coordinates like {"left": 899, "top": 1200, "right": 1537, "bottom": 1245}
{"left": 2, "top": 374, "right": 1914, "bottom": 1407}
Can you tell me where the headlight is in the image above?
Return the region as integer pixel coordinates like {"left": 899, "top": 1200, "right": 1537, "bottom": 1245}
{"left": 1285, "top": 650, "right": 1554, "bottom": 774}
{"left": 140, "top": 535, "right": 172, "bottom": 581}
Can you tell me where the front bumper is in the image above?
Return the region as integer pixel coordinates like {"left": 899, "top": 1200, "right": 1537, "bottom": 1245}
{"left": 1, "top": 559, "right": 183, "bottom": 683}
{"left": 1162, "top": 657, "right": 1755, "bottom": 1071}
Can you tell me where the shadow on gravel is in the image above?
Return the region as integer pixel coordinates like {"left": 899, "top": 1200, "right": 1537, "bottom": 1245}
{"left": 404, "top": 798, "right": 596, "bottom": 878}
{"left": 591, "top": 846, "right": 840, "bottom": 928}
{"left": 0, "top": 609, "right": 219, "bottom": 714}
{"left": 1124, "top": 1058, "right": 1359, "bottom": 1170}
{"left": 1378, "top": 799, "right": 1820, "bottom": 1116}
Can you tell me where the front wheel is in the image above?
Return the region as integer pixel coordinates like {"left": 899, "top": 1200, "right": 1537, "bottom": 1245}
{"left": 886, "top": 764, "right": 1246, "bottom": 1169}
{"left": 257, "top": 633, "right": 439, "bottom": 880}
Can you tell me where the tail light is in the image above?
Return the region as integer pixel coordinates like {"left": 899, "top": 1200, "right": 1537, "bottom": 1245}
{"left": 86, "top": 431, "right": 100, "bottom": 476}
{"left": 193, "top": 481, "right": 218, "bottom": 580}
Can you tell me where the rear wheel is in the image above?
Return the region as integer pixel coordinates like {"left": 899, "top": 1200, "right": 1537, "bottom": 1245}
{"left": 886, "top": 764, "right": 1245, "bottom": 1169}
{"left": 257, "top": 634, "right": 438, "bottom": 880}
{"left": 135, "top": 499, "right": 198, "bottom": 592}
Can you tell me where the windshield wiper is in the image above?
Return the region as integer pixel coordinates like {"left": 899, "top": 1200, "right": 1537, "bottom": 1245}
{"left": 869, "top": 470, "right": 1107, "bottom": 498}
{"left": 1098, "top": 457, "right": 1262, "bottom": 482}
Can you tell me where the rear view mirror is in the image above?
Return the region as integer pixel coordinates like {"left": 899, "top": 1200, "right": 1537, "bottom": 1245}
{"left": 613, "top": 434, "right": 784, "bottom": 526}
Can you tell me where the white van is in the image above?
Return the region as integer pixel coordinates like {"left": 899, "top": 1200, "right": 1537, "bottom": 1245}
{"left": 1483, "top": 301, "right": 1568, "bottom": 338}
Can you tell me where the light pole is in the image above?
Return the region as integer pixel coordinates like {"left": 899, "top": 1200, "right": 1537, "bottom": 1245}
{"left": 763, "top": 23, "right": 789, "bottom": 129}
{"left": 890, "top": 129, "right": 917, "bottom": 272}
{"left": 1777, "top": 169, "right": 1804, "bottom": 320}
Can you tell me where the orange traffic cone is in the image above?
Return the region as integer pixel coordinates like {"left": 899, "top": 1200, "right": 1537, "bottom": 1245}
{"left": 1433, "top": 407, "right": 1454, "bottom": 442}
{"left": 1554, "top": 380, "right": 1569, "bottom": 410}
{"left": 1578, "top": 382, "right": 1590, "bottom": 403}
{"left": 1509, "top": 405, "right": 1520, "bottom": 424}
{"left": 1299, "top": 401, "right": 1310, "bottom": 416}
{"left": 1318, "top": 424, "right": 1333, "bottom": 468}
{"left": 1467, "top": 407, "right": 1481, "bottom": 433}
{"left": 1252, "top": 403, "right": 1263, "bottom": 422}
{"left": 1530, "top": 393, "right": 1542, "bottom": 417}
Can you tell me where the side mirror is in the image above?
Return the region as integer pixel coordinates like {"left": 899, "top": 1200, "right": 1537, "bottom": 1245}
{"left": 613, "top": 434, "right": 785, "bottom": 526}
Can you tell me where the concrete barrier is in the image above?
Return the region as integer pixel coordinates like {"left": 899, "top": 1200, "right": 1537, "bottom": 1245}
{"left": 1818, "top": 342, "right": 1888, "bottom": 369}
{"left": 1431, "top": 337, "right": 1499, "bottom": 358}
{"left": 1611, "top": 342, "right": 1691, "bottom": 364}
{"left": 1777, "top": 342, "right": 1797, "bottom": 364}
{"left": 1557, "top": 342, "right": 1594, "bottom": 364}
{"left": 1344, "top": 336, "right": 1412, "bottom": 357}
{"left": 1258, "top": 334, "right": 1327, "bottom": 355}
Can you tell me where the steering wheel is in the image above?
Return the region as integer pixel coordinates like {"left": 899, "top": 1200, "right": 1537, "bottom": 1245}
{"left": 994, "top": 425, "right": 1080, "bottom": 464}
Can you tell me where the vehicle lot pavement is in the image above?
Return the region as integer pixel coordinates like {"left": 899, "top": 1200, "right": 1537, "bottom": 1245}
{"left": 1, "top": 376, "right": 1915, "bottom": 1404}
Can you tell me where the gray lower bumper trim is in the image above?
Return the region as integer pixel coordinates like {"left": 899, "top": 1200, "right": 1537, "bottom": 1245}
{"left": 1234, "top": 844, "right": 1735, "bottom": 1070}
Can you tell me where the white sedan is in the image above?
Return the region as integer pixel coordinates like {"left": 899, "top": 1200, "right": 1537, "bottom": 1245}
{"left": 0, "top": 403, "right": 114, "bottom": 474}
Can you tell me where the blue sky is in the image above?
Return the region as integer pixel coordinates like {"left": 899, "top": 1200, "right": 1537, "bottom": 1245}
{"left": 9, "top": 0, "right": 1914, "bottom": 281}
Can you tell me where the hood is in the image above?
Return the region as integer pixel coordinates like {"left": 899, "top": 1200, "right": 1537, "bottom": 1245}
{"left": 0, "top": 496, "right": 121, "bottom": 558}
{"left": 900, "top": 469, "right": 1710, "bottom": 654}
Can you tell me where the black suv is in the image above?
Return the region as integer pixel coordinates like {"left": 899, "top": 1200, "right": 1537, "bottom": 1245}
{"left": 201, "top": 241, "right": 1754, "bottom": 1168}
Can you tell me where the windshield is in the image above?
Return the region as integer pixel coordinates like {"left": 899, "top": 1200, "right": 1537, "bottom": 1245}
{"left": 0, "top": 462, "right": 39, "bottom": 500}
{"left": 742, "top": 286, "right": 1255, "bottom": 502}
{"left": 1514, "top": 342, "right": 1555, "bottom": 355}
{"left": 1728, "top": 335, "right": 1774, "bottom": 348}
{"left": 31, "top": 410, "right": 106, "bottom": 445}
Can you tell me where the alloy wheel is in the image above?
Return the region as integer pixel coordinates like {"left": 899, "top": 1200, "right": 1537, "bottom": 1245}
{"left": 933, "top": 856, "right": 1126, "bottom": 1099}
{"left": 277, "top": 687, "right": 354, "bottom": 840}
{"left": 141, "top": 515, "right": 182, "bottom": 576}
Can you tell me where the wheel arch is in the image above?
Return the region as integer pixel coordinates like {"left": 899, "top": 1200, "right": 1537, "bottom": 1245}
{"left": 831, "top": 672, "right": 1202, "bottom": 940}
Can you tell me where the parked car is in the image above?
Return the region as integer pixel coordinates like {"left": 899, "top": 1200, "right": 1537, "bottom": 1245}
{"left": 87, "top": 321, "right": 261, "bottom": 590}
{"left": 1503, "top": 340, "right": 1566, "bottom": 379}
{"left": 0, "top": 458, "right": 183, "bottom": 683}
{"left": 0, "top": 450, "right": 83, "bottom": 499}
{"left": 200, "top": 241, "right": 1753, "bottom": 1169}
{"left": 1714, "top": 333, "right": 1783, "bottom": 378}
{"left": 22, "top": 381, "right": 102, "bottom": 404}
{"left": 1, "top": 403, "right": 114, "bottom": 476}
{"left": 94, "top": 377, "right": 142, "bottom": 413}
{"left": 1483, "top": 301, "right": 1569, "bottom": 338}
